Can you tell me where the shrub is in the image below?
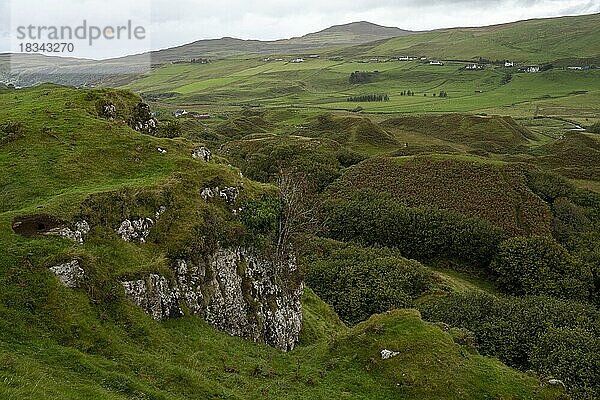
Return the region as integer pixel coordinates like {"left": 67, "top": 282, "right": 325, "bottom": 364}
{"left": 530, "top": 328, "right": 600, "bottom": 398}
{"left": 155, "top": 120, "right": 182, "bottom": 138}
{"left": 239, "top": 195, "right": 281, "bottom": 248}
{"left": 1, "top": 121, "right": 25, "bottom": 140}
{"left": 420, "top": 292, "right": 600, "bottom": 383}
{"left": 324, "top": 191, "right": 506, "bottom": 268}
{"left": 587, "top": 122, "right": 600, "bottom": 134}
{"left": 490, "top": 236, "right": 592, "bottom": 300}
{"left": 304, "top": 241, "right": 436, "bottom": 325}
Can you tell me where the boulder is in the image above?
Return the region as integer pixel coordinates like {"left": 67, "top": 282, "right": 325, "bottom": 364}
{"left": 117, "top": 218, "right": 154, "bottom": 243}
{"left": 49, "top": 260, "right": 85, "bottom": 288}
{"left": 192, "top": 146, "right": 212, "bottom": 162}
{"left": 381, "top": 349, "right": 400, "bottom": 360}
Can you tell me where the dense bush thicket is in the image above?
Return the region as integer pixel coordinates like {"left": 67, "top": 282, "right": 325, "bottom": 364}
{"left": 530, "top": 328, "right": 600, "bottom": 398}
{"left": 324, "top": 191, "right": 506, "bottom": 268}
{"left": 525, "top": 170, "right": 576, "bottom": 203}
{"left": 420, "top": 292, "right": 600, "bottom": 398}
{"left": 525, "top": 170, "right": 600, "bottom": 304}
{"left": 327, "top": 157, "right": 553, "bottom": 236}
{"left": 223, "top": 139, "right": 344, "bottom": 192}
{"left": 490, "top": 236, "right": 592, "bottom": 301}
{"left": 303, "top": 240, "right": 437, "bottom": 324}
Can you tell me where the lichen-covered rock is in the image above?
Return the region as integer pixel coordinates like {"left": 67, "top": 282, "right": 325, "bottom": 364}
{"left": 121, "top": 274, "right": 183, "bottom": 321}
{"left": 381, "top": 349, "right": 400, "bottom": 360}
{"left": 49, "top": 260, "right": 85, "bottom": 288}
{"left": 155, "top": 206, "right": 167, "bottom": 219}
{"left": 129, "top": 103, "right": 157, "bottom": 134}
{"left": 122, "top": 247, "right": 303, "bottom": 351}
{"left": 192, "top": 146, "right": 212, "bottom": 162}
{"left": 101, "top": 103, "right": 117, "bottom": 119}
{"left": 180, "top": 247, "right": 302, "bottom": 351}
{"left": 56, "top": 220, "right": 90, "bottom": 244}
{"left": 117, "top": 218, "right": 154, "bottom": 243}
{"left": 200, "top": 186, "right": 239, "bottom": 205}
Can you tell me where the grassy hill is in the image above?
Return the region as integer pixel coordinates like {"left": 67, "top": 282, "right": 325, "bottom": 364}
{"left": 345, "top": 13, "right": 600, "bottom": 63}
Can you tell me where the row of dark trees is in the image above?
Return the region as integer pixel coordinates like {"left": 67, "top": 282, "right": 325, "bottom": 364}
{"left": 347, "top": 94, "right": 390, "bottom": 102}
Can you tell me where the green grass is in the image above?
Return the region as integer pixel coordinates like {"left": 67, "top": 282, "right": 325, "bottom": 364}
{"left": 124, "top": 56, "right": 600, "bottom": 125}
{"left": 354, "top": 13, "right": 600, "bottom": 63}
{"left": 0, "top": 85, "right": 568, "bottom": 399}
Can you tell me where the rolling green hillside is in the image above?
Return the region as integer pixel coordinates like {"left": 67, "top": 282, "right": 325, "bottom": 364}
{"left": 348, "top": 13, "right": 600, "bottom": 63}
{"left": 0, "top": 85, "right": 568, "bottom": 399}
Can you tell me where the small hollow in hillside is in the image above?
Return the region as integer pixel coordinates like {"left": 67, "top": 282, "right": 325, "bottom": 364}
{"left": 12, "top": 215, "right": 65, "bottom": 237}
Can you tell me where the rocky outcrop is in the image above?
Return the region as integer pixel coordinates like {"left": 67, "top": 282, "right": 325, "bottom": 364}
{"left": 101, "top": 103, "right": 117, "bottom": 119}
{"left": 121, "top": 275, "right": 183, "bottom": 321}
{"left": 49, "top": 260, "right": 85, "bottom": 288}
{"left": 192, "top": 146, "right": 212, "bottom": 162}
{"left": 117, "top": 218, "right": 154, "bottom": 243}
{"left": 129, "top": 103, "right": 157, "bottom": 134}
{"left": 120, "top": 247, "right": 303, "bottom": 351}
{"left": 381, "top": 349, "right": 400, "bottom": 360}
{"left": 200, "top": 186, "right": 239, "bottom": 205}
{"left": 56, "top": 220, "right": 91, "bottom": 244}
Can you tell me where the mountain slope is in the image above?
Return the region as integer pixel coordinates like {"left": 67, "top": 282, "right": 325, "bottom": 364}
{"left": 148, "top": 21, "right": 412, "bottom": 62}
{"left": 342, "top": 13, "right": 600, "bottom": 63}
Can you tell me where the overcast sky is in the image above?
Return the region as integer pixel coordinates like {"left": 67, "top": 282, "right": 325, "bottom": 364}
{"left": 0, "top": 0, "right": 598, "bottom": 58}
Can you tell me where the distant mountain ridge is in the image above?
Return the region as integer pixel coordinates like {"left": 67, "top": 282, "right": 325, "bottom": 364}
{"left": 147, "top": 21, "right": 413, "bottom": 62}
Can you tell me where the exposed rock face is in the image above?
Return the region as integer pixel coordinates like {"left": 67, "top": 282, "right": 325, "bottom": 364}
{"left": 101, "top": 103, "right": 117, "bottom": 119}
{"left": 121, "top": 275, "right": 183, "bottom": 321}
{"left": 192, "top": 146, "right": 212, "bottom": 162}
{"left": 49, "top": 260, "right": 85, "bottom": 288}
{"left": 117, "top": 218, "right": 154, "bottom": 243}
{"left": 121, "top": 247, "right": 303, "bottom": 351}
{"left": 200, "top": 186, "right": 240, "bottom": 205}
{"left": 56, "top": 220, "right": 91, "bottom": 244}
{"left": 129, "top": 103, "right": 157, "bottom": 134}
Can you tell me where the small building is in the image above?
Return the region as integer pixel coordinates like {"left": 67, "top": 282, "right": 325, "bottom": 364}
{"left": 465, "top": 63, "right": 483, "bottom": 70}
{"left": 519, "top": 65, "right": 540, "bottom": 73}
{"left": 429, "top": 60, "right": 444, "bottom": 66}
{"left": 504, "top": 61, "right": 514, "bottom": 67}
{"left": 189, "top": 112, "right": 211, "bottom": 119}
{"left": 173, "top": 109, "right": 188, "bottom": 118}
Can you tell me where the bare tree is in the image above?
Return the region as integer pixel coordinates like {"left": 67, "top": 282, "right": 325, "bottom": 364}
{"left": 276, "top": 169, "right": 321, "bottom": 259}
